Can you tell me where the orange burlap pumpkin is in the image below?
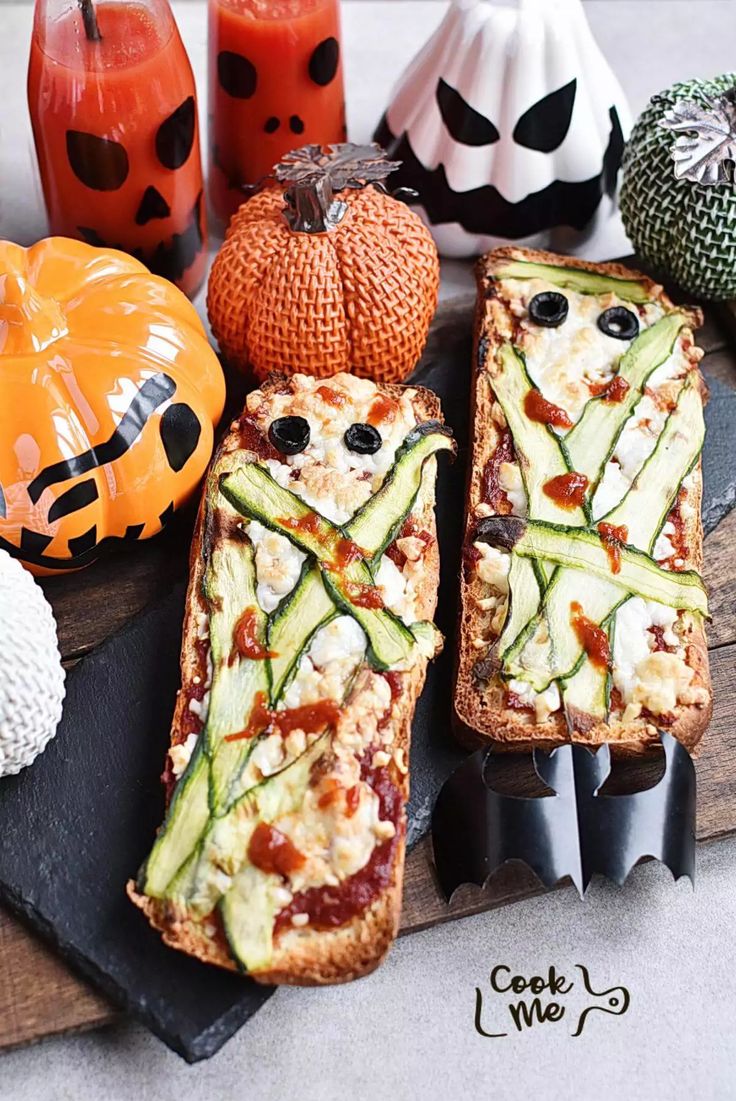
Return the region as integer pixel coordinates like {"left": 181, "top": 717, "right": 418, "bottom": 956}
{"left": 207, "top": 144, "right": 439, "bottom": 383}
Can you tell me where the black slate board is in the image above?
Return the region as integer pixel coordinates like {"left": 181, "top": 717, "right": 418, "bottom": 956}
{"left": 0, "top": 316, "right": 734, "bottom": 1062}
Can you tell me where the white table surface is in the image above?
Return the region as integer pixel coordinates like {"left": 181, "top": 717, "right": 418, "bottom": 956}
{"left": 2, "top": 2, "right": 736, "bottom": 1098}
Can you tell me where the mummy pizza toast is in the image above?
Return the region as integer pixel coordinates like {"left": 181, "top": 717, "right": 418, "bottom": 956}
{"left": 130, "top": 372, "right": 454, "bottom": 983}
{"left": 454, "top": 247, "right": 712, "bottom": 755}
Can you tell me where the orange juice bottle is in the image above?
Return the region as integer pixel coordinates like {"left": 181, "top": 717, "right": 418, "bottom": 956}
{"left": 27, "top": 0, "right": 207, "bottom": 298}
{"left": 208, "top": 0, "right": 346, "bottom": 230}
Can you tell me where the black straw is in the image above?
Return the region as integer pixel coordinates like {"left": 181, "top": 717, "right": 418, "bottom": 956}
{"left": 78, "top": 0, "right": 102, "bottom": 42}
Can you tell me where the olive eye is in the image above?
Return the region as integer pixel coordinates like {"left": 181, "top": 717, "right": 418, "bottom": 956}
{"left": 597, "top": 307, "right": 640, "bottom": 341}
{"left": 268, "top": 415, "right": 310, "bottom": 455}
{"left": 528, "top": 291, "right": 568, "bottom": 328}
{"left": 344, "top": 423, "right": 382, "bottom": 454}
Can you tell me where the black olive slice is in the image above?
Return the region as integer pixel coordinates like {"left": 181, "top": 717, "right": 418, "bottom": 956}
{"left": 597, "top": 306, "right": 640, "bottom": 341}
{"left": 344, "top": 423, "right": 382, "bottom": 454}
{"left": 268, "top": 415, "right": 310, "bottom": 455}
{"left": 528, "top": 291, "right": 569, "bottom": 328}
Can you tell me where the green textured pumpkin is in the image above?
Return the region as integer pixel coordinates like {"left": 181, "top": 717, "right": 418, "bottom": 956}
{"left": 620, "top": 73, "right": 736, "bottom": 300}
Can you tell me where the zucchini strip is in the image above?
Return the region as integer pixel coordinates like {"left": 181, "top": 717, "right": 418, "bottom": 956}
{"left": 491, "top": 259, "right": 652, "bottom": 303}
{"left": 564, "top": 313, "right": 686, "bottom": 491}
{"left": 476, "top": 516, "right": 707, "bottom": 615}
{"left": 219, "top": 464, "right": 415, "bottom": 670}
{"left": 498, "top": 379, "right": 707, "bottom": 690}
{"left": 492, "top": 346, "right": 586, "bottom": 526}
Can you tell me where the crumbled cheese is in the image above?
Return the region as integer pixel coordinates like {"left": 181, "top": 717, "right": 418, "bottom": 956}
{"left": 611, "top": 395, "right": 667, "bottom": 482}
{"left": 250, "top": 732, "right": 286, "bottom": 778}
{"left": 395, "top": 535, "right": 425, "bottom": 562}
{"left": 375, "top": 555, "right": 415, "bottom": 623}
{"left": 291, "top": 912, "right": 309, "bottom": 927}
{"left": 170, "top": 732, "right": 198, "bottom": 778}
{"left": 591, "top": 460, "right": 631, "bottom": 520}
{"left": 188, "top": 694, "right": 209, "bottom": 720}
{"left": 612, "top": 597, "right": 686, "bottom": 714}
{"left": 308, "top": 615, "right": 366, "bottom": 668}
{"left": 474, "top": 543, "right": 511, "bottom": 591}
{"left": 653, "top": 521, "right": 677, "bottom": 562}
{"left": 195, "top": 609, "right": 209, "bottom": 640}
{"left": 246, "top": 518, "right": 306, "bottom": 612}
{"left": 498, "top": 461, "right": 527, "bottom": 516}
{"left": 507, "top": 678, "right": 561, "bottom": 723}
{"left": 631, "top": 651, "right": 698, "bottom": 716}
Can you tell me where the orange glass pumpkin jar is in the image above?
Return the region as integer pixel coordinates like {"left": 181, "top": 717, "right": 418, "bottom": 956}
{"left": 0, "top": 237, "right": 225, "bottom": 575}
{"left": 207, "top": 143, "right": 440, "bottom": 383}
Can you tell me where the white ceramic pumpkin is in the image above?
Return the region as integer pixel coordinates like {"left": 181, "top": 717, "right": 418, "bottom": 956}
{"left": 374, "top": 0, "right": 632, "bottom": 257}
{"left": 0, "top": 550, "right": 65, "bottom": 776}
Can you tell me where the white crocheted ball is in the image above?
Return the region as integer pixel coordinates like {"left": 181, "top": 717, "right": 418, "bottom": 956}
{"left": 0, "top": 551, "right": 66, "bottom": 776}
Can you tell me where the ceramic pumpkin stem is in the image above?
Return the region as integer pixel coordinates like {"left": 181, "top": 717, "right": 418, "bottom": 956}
{"left": 275, "top": 143, "right": 402, "bottom": 234}
{"left": 0, "top": 273, "right": 67, "bottom": 355}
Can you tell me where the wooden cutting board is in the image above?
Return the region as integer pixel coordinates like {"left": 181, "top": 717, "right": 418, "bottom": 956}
{"left": 1, "top": 291, "right": 735, "bottom": 1054}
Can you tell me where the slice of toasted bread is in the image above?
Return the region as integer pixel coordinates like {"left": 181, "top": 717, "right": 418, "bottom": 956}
{"left": 130, "top": 372, "right": 448, "bottom": 983}
{"left": 453, "top": 247, "right": 712, "bottom": 757}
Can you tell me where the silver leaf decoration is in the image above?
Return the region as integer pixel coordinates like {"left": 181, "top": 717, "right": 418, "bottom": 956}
{"left": 658, "top": 91, "right": 736, "bottom": 186}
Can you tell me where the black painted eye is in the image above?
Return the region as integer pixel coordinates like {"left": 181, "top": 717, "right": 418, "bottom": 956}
{"left": 160, "top": 403, "right": 202, "bottom": 471}
{"left": 597, "top": 307, "right": 640, "bottom": 341}
{"left": 290, "top": 115, "right": 305, "bottom": 135}
{"left": 528, "top": 292, "right": 569, "bottom": 328}
{"left": 66, "top": 130, "right": 129, "bottom": 191}
{"left": 218, "top": 51, "right": 257, "bottom": 98}
{"left": 436, "top": 78, "right": 499, "bottom": 147}
{"left": 344, "top": 423, "right": 382, "bottom": 454}
{"left": 309, "top": 37, "right": 340, "bottom": 86}
{"left": 269, "top": 416, "right": 310, "bottom": 455}
{"left": 512, "top": 78, "right": 577, "bottom": 153}
{"left": 156, "top": 96, "right": 196, "bottom": 170}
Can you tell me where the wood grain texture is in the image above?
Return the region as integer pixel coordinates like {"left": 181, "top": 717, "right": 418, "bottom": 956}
{"left": 1, "top": 293, "right": 734, "bottom": 1054}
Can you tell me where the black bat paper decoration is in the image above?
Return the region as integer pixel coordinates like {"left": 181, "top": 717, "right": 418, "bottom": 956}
{"left": 432, "top": 732, "right": 695, "bottom": 899}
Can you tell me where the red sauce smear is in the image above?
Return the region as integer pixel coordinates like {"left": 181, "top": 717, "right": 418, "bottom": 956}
{"left": 570, "top": 601, "right": 610, "bottom": 671}
{"left": 316, "top": 385, "right": 345, "bottom": 408}
{"left": 384, "top": 671, "right": 403, "bottom": 701}
{"left": 274, "top": 762, "right": 402, "bottom": 934}
{"left": 280, "top": 513, "right": 365, "bottom": 570}
{"left": 602, "top": 375, "right": 630, "bottom": 403}
{"left": 543, "top": 471, "right": 589, "bottom": 508}
{"left": 659, "top": 490, "right": 688, "bottom": 572}
{"left": 524, "top": 389, "right": 573, "bottom": 430}
{"left": 248, "top": 823, "right": 306, "bottom": 877}
{"left": 345, "top": 784, "right": 361, "bottom": 818}
{"left": 226, "top": 693, "right": 341, "bottom": 743}
{"left": 648, "top": 625, "right": 674, "bottom": 653}
{"left": 609, "top": 686, "right": 624, "bottom": 713}
{"left": 641, "top": 707, "right": 676, "bottom": 727}
{"left": 385, "top": 518, "right": 433, "bottom": 568}
{"left": 233, "top": 606, "right": 276, "bottom": 660}
{"left": 368, "top": 393, "right": 398, "bottom": 425}
{"left": 481, "top": 428, "right": 515, "bottom": 514}
{"left": 504, "top": 691, "right": 534, "bottom": 715}
{"left": 340, "top": 578, "right": 385, "bottom": 609}
{"left": 597, "top": 522, "right": 629, "bottom": 575}
{"left": 237, "top": 415, "right": 281, "bottom": 462}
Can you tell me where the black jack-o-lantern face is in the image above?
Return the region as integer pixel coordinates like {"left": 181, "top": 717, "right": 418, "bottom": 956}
{"left": 65, "top": 95, "right": 205, "bottom": 285}
{"left": 373, "top": 0, "right": 631, "bottom": 254}
{"left": 212, "top": 34, "right": 346, "bottom": 190}
{"left": 375, "top": 75, "right": 624, "bottom": 242}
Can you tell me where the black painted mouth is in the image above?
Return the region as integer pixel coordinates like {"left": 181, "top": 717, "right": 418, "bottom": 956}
{"left": 78, "top": 191, "right": 204, "bottom": 285}
{"left": 373, "top": 107, "right": 624, "bottom": 240}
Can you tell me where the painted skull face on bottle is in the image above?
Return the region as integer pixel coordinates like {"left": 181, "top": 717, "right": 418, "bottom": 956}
{"left": 374, "top": 0, "right": 631, "bottom": 257}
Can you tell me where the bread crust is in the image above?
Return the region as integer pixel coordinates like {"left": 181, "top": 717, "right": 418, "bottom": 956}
{"left": 454, "top": 247, "right": 712, "bottom": 757}
{"left": 129, "top": 376, "right": 445, "bottom": 983}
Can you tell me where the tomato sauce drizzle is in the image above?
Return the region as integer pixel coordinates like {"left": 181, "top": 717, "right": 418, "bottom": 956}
{"left": 237, "top": 415, "right": 282, "bottom": 461}
{"left": 504, "top": 691, "right": 534, "bottom": 715}
{"left": 274, "top": 759, "right": 402, "bottom": 934}
{"left": 588, "top": 375, "right": 630, "bottom": 403}
{"left": 597, "top": 522, "right": 629, "bottom": 575}
{"left": 570, "top": 602, "right": 610, "bottom": 671}
{"left": 280, "top": 512, "right": 365, "bottom": 572}
{"left": 225, "top": 692, "right": 340, "bottom": 743}
{"left": 543, "top": 471, "right": 589, "bottom": 508}
{"left": 481, "top": 428, "right": 515, "bottom": 514}
{"left": 248, "top": 823, "right": 306, "bottom": 877}
{"left": 340, "top": 578, "right": 384, "bottom": 609}
{"left": 233, "top": 606, "right": 276, "bottom": 660}
{"left": 316, "top": 385, "right": 345, "bottom": 408}
{"left": 523, "top": 390, "right": 573, "bottom": 430}
{"left": 368, "top": 393, "right": 397, "bottom": 425}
